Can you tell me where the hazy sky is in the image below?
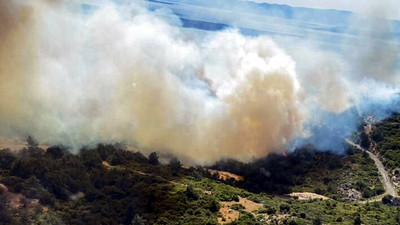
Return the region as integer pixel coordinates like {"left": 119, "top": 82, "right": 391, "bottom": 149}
{"left": 247, "top": 0, "right": 400, "bottom": 20}
{"left": 74, "top": 0, "right": 400, "bottom": 20}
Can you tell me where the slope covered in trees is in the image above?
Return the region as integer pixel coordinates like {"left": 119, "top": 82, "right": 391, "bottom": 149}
{"left": 0, "top": 138, "right": 399, "bottom": 224}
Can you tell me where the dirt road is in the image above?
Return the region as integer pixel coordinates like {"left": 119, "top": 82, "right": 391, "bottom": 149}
{"left": 345, "top": 139, "right": 398, "bottom": 198}
{"left": 367, "top": 150, "right": 398, "bottom": 197}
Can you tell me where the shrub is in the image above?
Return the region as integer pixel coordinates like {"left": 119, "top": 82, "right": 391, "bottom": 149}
{"left": 353, "top": 213, "right": 362, "bottom": 225}
{"left": 313, "top": 217, "right": 322, "bottom": 225}
{"left": 0, "top": 176, "right": 26, "bottom": 192}
{"left": 80, "top": 149, "right": 102, "bottom": 169}
{"left": 237, "top": 211, "right": 258, "bottom": 224}
{"left": 265, "top": 206, "right": 277, "bottom": 215}
{"left": 374, "top": 187, "right": 385, "bottom": 195}
{"left": 46, "top": 146, "right": 65, "bottom": 159}
{"left": 280, "top": 204, "right": 290, "bottom": 213}
{"left": 169, "top": 157, "right": 181, "bottom": 175}
{"left": 230, "top": 204, "right": 244, "bottom": 210}
{"left": 371, "top": 128, "right": 383, "bottom": 142}
{"left": 185, "top": 186, "right": 199, "bottom": 201}
{"left": 382, "top": 195, "right": 394, "bottom": 204}
{"left": 39, "top": 190, "right": 55, "bottom": 206}
{"left": 131, "top": 214, "right": 146, "bottom": 225}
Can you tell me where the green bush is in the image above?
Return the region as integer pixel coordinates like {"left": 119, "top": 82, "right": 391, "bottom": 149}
{"left": 262, "top": 205, "right": 276, "bottom": 215}
{"left": 230, "top": 204, "right": 244, "bottom": 210}
{"left": 185, "top": 185, "right": 199, "bottom": 201}
{"left": 280, "top": 204, "right": 291, "bottom": 213}
{"left": 382, "top": 195, "right": 394, "bottom": 204}
{"left": 312, "top": 217, "right": 322, "bottom": 225}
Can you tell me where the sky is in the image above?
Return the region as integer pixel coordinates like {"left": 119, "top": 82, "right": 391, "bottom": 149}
{"left": 74, "top": 0, "right": 400, "bottom": 20}
{"left": 246, "top": 0, "right": 400, "bottom": 20}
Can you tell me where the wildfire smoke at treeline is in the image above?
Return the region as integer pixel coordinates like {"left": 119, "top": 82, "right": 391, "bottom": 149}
{"left": 0, "top": 0, "right": 399, "bottom": 164}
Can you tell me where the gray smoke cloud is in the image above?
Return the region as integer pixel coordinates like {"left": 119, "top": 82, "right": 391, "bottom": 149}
{"left": 0, "top": 0, "right": 305, "bottom": 163}
{"left": 0, "top": 0, "right": 399, "bottom": 164}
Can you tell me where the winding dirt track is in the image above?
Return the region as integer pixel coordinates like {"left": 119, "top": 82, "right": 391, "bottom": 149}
{"left": 345, "top": 139, "right": 398, "bottom": 201}
{"left": 366, "top": 150, "right": 397, "bottom": 197}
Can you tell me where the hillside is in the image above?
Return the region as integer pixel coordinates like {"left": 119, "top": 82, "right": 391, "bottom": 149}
{"left": 210, "top": 146, "right": 384, "bottom": 200}
{"left": 1, "top": 133, "right": 400, "bottom": 224}
{"left": 371, "top": 114, "right": 400, "bottom": 194}
{"left": 1, "top": 0, "right": 400, "bottom": 224}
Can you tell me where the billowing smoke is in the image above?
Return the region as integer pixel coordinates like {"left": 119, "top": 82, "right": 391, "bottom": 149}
{"left": 0, "top": 0, "right": 304, "bottom": 163}
{"left": 0, "top": 0, "right": 398, "bottom": 164}
{"left": 289, "top": 0, "right": 400, "bottom": 152}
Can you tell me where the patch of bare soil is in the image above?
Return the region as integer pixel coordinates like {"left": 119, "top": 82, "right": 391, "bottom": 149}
{"left": 0, "top": 183, "right": 44, "bottom": 211}
{"left": 207, "top": 169, "right": 243, "bottom": 182}
{"left": 102, "top": 161, "right": 111, "bottom": 167}
{"left": 218, "top": 205, "right": 239, "bottom": 224}
{"left": 289, "top": 192, "right": 330, "bottom": 200}
{"left": 237, "top": 197, "right": 263, "bottom": 212}
{"left": 218, "top": 197, "right": 263, "bottom": 224}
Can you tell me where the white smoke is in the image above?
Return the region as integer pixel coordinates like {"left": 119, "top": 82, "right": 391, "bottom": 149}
{"left": 0, "top": 0, "right": 399, "bottom": 163}
{"left": 0, "top": 0, "right": 306, "bottom": 163}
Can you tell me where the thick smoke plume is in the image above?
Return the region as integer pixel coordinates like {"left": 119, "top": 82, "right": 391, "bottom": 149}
{"left": 0, "top": 0, "right": 304, "bottom": 163}
{"left": 0, "top": 0, "right": 398, "bottom": 164}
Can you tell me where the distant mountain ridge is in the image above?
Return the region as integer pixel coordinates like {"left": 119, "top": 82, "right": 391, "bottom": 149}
{"left": 145, "top": 0, "right": 400, "bottom": 48}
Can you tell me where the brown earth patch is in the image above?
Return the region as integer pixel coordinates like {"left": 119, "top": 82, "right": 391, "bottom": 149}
{"left": 289, "top": 192, "right": 330, "bottom": 200}
{"left": 0, "top": 183, "right": 44, "bottom": 211}
{"left": 218, "top": 205, "right": 239, "bottom": 224}
{"left": 102, "top": 161, "right": 111, "bottom": 167}
{"left": 218, "top": 197, "right": 263, "bottom": 224}
{"left": 207, "top": 169, "right": 243, "bottom": 182}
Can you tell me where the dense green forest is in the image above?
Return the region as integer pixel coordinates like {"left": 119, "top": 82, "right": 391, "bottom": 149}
{"left": 1, "top": 114, "right": 400, "bottom": 224}
{"left": 372, "top": 114, "right": 400, "bottom": 170}
{"left": 210, "top": 146, "right": 384, "bottom": 199}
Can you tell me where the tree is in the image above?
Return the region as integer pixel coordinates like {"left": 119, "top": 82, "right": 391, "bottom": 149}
{"left": 46, "top": 146, "right": 65, "bottom": 159}
{"left": 168, "top": 157, "right": 181, "bottom": 175}
{"left": 279, "top": 204, "right": 290, "bottom": 213}
{"left": 185, "top": 185, "right": 198, "bottom": 201}
{"left": 371, "top": 128, "right": 383, "bottom": 142}
{"left": 81, "top": 149, "right": 102, "bottom": 169}
{"left": 353, "top": 213, "right": 362, "bottom": 225}
{"left": 0, "top": 149, "right": 16, "bottom": 169}
{"left": 148, "top": 152, "right": 159, "bottom": 165}
{"left": 359, "top": 132, "right": 370, "bottom": 149}
{"left": 27, "top": 135, "right": 39, "bottom": 148}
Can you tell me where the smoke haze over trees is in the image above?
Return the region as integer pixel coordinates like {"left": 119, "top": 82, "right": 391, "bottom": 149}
{"left": 0, "top": 0, "right": 399, "bottom": 163}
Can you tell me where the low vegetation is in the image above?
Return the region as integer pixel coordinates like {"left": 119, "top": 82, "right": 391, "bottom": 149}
{"left": 371, "top": 114, "right": 400, "bottom": 170}
{"left": 211, "top": 146, "right": 384, "bottom": 200}
{"left": 0, "top": 135, "right": 398, "bottom": 224}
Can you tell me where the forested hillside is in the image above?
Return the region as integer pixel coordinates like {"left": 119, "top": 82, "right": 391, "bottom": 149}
{"left": 1, "top": 137, "right": 400, "bottom": 224}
